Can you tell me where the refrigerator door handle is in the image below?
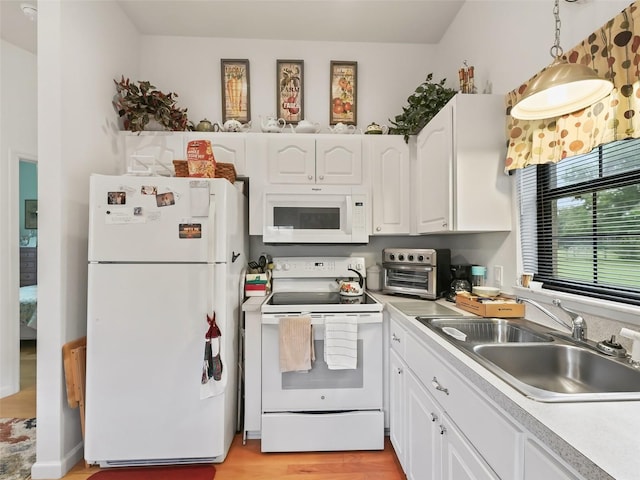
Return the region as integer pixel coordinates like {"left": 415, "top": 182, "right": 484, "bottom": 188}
{"left": 207, "top": 197, "right": 216, "bottom": 263}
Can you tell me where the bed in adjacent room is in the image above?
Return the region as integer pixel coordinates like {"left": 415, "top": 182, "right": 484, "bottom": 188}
{"left": 20, "top": 246, "right": 37, "bottom": 340}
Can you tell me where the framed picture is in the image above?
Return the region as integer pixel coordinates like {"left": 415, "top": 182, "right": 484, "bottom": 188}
{"left": 277, "top": 60, "right": 304, "bottom": 124}
{"left": 25, "top": 199, "right": 38, "bottom": 229}
{"left": 329, "top": 61, "right": 357, "bottom": 125}
{"left": 221, "top": 59, "right": 251, "bottom": 123}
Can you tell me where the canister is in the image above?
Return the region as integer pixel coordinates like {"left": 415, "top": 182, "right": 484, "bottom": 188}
{"left": 471, "top": 265, "right": 486, "bottom": 287}
{"left": 366, "top": 264, "right": 382, "bottom": 291}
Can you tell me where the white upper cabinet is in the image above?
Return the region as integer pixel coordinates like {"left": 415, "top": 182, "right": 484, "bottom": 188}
{"left": 267, "top": 134, "right": 362, "bottom": 185}
{"left": 368, "top": 135, "right": 412, "bottom": 235}
{"left": 414, "top": 94, "right": 513, "bottom": 234}
{"left": 122, "top": 132, "right": 247, "bottom": 177}
{"left": 184, "top": 132, "right": 246, "bottom": 175}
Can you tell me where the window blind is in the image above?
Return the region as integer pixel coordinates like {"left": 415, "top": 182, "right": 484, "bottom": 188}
{"left": 517, "top": 138, "right": 640, "bottom": 306}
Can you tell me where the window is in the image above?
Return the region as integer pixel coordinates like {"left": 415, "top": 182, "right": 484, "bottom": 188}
{"left": 517, "top": 139, "right": 640, "bottom": 306}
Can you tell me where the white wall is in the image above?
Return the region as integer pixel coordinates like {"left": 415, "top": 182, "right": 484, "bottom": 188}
{"left": 139, "top": 36, "right": 436, "bottom": 131}
{"left": 32, "top": 1, "right": 140, "bottom": 478}
{"left": 0, "top": 39, "right": 37, "bottom": 397}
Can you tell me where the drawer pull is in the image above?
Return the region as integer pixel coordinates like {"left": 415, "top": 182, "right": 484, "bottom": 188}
{"left": 432, "top": 376, "right": 449, "bottom": 395}
{"left": 392, "top": 334, "right": 401, "bottom": 343}
{"left": 439, "top": 424, "right": 447, "bottom": 435}
{"left": 430, "top": 412, "right": 438, "bottom": 422}
{"left": 396, "top": 367, "right": 403, "bottom": 375}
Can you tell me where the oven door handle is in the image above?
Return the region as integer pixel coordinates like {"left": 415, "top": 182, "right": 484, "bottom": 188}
{"left": 382, "top": 264, "right": 433, "bottom": 272}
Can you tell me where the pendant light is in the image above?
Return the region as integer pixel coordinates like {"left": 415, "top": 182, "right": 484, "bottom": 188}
{"left": 510, "top": 0, "right": 613, "bottom": 120}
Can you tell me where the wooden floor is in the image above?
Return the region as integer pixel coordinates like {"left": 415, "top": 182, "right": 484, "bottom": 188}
{"left": 0, "top": 341, "right": 406, "bottom": 479}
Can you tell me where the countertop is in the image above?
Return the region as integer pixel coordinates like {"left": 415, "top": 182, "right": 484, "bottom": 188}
{"left": 368, "top": 290, "right": 640, "bottom": 480}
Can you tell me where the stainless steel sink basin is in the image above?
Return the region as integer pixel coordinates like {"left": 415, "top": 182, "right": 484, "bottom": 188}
{"left": 417, "top": 317, "right": 553, "bottom": 344}
{"left": 416, "top": 316, "right": 640, "bottom": 402}
{"left": 472, "top": 344, "right": 640, "bottom": 402}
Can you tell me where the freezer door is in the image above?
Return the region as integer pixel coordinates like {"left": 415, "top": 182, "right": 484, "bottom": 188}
{"left": 85, "top": 263, "right": 236, "bottom": 464}
{"left": 88, "top": 174, "right": 237, "bottom": 263}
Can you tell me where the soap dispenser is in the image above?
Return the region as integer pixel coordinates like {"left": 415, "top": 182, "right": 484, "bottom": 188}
{"left": 620, "top": 328, "right": 640, "bottom": 366}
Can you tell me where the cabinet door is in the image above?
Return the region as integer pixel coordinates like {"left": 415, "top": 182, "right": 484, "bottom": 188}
{"left": 406, "top": 370, "right": 442, "bottom": 480}
{"left": 123, "top": 132, "right": 184, "bottom": 176}
{"left": 316, "top": 137, "right": 362, "bottom": 184}
{"left": 524, "top": 438, "right": 581, "bottom": 480}
{"left": 389, "top": 348, "right": 407, "bottom": 471}
{"left": 267, "top": 136, "right": 315, "bottom": 184}
{"left": 414, "top": 104, "right": 452, "bottom": 233}
{"left": 370, "top": 136, "right": 411, "bottom": 235}
{"left": 184, "top": 132, "right": 246, "bottom": 176}
{"left": 442, "top": 414, "right": 499, "bottom": 480}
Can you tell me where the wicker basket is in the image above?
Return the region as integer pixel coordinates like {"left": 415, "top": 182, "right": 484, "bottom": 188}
{"left": 173, "top": 160, "right": 189, "bottom": 177}
{"left": 215, "top": 162, "right": 237, "bottom": 184}
{"left": 173, "top": 159, "right": 236, "bottom": 183}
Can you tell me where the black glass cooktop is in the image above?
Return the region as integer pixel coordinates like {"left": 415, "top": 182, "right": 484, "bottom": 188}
{"left": 268, "top": 292, "right": 377, "bottom": 305}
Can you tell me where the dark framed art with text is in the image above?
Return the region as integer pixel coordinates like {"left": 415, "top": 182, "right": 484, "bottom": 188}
{"left": 329, "top": 61, "right": 357, "bottom": 125}
{"left": 221, "top": 59, "right": 251, "bottom": 123}
{"left": 277, "top": 60, "right": 304, "bottom": 124}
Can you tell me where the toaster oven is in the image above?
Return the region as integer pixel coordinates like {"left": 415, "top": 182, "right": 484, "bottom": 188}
{"left": 382, "top": 248, "right": 451, "bottom": 299}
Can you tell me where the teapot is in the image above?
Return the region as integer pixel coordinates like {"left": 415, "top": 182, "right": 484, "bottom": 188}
{"left": 365, "top": 122, "right": 389, "bottom": 135}
{"left": 261, "top": 115, "right": 287, "bottom": 133}
{"left": 329, "top": 122, "right": 356, "bottom": 134}
{"left": 337, "top": 268, "right": 365, "bottom": 296}
{"left": 217, "top": 119, "right": 251, "bottom": 132}
{"left": 196, "top": 118, "right": 216, "bottom": 132}
{"left": 291, "top": 119, "right": 321, "bottom": 134}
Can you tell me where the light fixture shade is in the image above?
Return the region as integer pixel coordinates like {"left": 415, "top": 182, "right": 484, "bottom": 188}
{"left": 511, "top": 57, "right": 614, "bottom": 120}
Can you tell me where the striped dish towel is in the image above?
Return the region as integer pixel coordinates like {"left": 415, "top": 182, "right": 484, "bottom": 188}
{"left": 324, "top": 316, "right": 358, "bottom": 370}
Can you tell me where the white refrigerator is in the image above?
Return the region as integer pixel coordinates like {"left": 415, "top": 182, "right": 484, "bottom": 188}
{"left": 85, "top": 174, "right": 247, "bottom": 467}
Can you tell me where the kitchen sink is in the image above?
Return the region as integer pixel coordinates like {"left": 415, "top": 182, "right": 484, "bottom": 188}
{"left": 417, "top": 316, "right": 640, "bottom": 402}
{"left": 472, "top": 343, "right": 640, "bottom": 402}
{"left": 419, "top": 318, "right": 553, "bottom": 344}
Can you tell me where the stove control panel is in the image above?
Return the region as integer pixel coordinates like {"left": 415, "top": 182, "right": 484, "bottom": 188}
{"left": 272, "top": 256, "right": 366, "bottom": 278}
{"left": 382, "top": 248, "right": 437, "bottom": 265}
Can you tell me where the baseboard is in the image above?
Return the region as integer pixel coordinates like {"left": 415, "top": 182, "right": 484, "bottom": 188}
{"left": 31, "top": 441, "right": 84, "bottom": 479}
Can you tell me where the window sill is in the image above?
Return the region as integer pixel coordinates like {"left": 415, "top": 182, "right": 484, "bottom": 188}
{"left": 512, "top": 286, "right": 640, "bottom": 328}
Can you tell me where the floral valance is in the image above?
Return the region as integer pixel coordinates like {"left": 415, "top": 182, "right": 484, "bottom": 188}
{"left": 505, "top": 1, "right": 640, "bottom": 172}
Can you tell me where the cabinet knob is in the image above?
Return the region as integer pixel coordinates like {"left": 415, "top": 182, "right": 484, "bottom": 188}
{"left": 392, "top": 334, "right": 401, "bottom": 343}
{"left": 432, "top": 376, "right": 449, "bottom": 395}
{"left": 430, "top": 412, "right": 438, "bottom": 422}
{"left": 376, "top": 226, "right": 381, "bottom": 232}
{"left": 439, "top": 425, "right": 447, "bottom": 435}
{"left": 308, "top": 175, "right": 313, "bottom": 180}
{"left": 396, "top": 367, "right": 403, "bottom": 375}
{"left": 318, "top": 175, "right": 324, "bottom": 180}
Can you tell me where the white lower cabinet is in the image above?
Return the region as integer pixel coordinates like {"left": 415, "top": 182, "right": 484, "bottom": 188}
{"left": 390, "top": 314, "right": 501, "bottom": 480}
{"left": 388, "top": 310, "right": 588, "bottom": 480}
{"left": 524, "top": 437, "right": 581, "bottom": 480}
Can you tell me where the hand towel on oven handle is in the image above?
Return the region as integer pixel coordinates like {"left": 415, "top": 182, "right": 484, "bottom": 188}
{"left": 324, "top": 316, "right": 358, "bottom": 370}
{"left": 279, "top": 316, "right": 315, "bottom": 372}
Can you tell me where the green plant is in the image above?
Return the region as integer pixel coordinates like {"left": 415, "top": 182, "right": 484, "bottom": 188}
{"left": 113, "top": 76, "right": 190, "bottom": 132}
{"left": 389, "top": 73, "right": 457, "bottom": 143}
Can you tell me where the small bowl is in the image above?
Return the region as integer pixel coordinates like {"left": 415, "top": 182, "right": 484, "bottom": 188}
{"left": 472, "top": 286, "right": 501, "bottom": 297}
{"left": 529, "top": 281, "right": 544, "bottom": 291}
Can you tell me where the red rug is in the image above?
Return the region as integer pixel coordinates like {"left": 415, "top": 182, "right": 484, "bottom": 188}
{"left": 87, "top": 464, "right": 215, "bottom": 479}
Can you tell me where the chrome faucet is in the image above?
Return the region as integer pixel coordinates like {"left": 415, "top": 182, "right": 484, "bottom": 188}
{"left": 516, "top": 297, "right": 587, "bottom": 341}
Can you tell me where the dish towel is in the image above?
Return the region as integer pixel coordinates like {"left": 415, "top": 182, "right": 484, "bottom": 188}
{"left": 279, "top": 316, "right": 314, "bottom": 372}
{"left": 324, "top": 316, "right": 358, "bottom": 370}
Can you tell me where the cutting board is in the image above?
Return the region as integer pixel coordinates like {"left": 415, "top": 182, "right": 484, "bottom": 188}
{"left": 388, "top": 301, "right": 467, "bottom": 318}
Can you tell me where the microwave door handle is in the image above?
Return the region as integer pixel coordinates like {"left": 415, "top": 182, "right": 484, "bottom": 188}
{"left": 345, "top": 195, "right": 352, "bottom": 234}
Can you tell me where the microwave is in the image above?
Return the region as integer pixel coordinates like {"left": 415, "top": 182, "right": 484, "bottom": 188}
{"left": 262, "top": 185, "right": 369, "bottom": 244}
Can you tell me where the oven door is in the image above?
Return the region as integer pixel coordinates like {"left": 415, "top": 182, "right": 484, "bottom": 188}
{"left": 261, "top": 313, "right": 382, "bottom": 412}
{"left": 262, "top": 186, "right": 368, "bottom": 244}
{"left": 382, "top": 264, "right": 436, "bottom": 299}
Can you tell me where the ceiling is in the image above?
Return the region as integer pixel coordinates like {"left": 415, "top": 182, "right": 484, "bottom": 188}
{"left": 0, "top": 1, "right": 466, "bottom": 54}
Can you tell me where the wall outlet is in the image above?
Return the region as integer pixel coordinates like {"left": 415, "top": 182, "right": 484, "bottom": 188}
{"left": 494, "top": 265, "right": 503, "bottom": 287}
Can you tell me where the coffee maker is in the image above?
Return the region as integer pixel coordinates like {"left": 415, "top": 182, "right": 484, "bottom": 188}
{"left": 446, "top": 264, "right": 472, "bottom": 302}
